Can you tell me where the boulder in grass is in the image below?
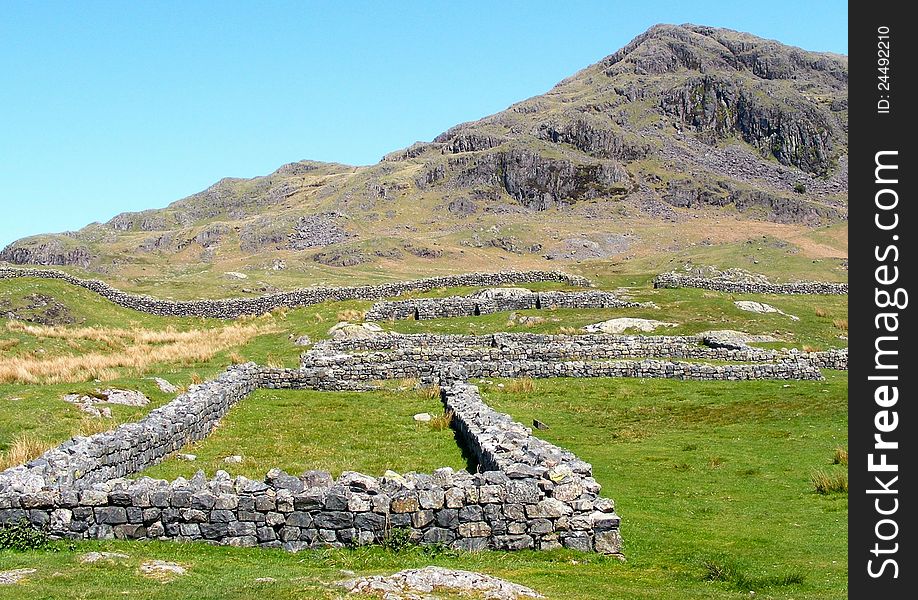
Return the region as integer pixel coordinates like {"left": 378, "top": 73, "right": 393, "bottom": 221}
{"left": 583, "top": 318, "right": 676, "bottom": 334}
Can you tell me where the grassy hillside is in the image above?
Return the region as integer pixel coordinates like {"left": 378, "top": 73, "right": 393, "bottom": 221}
{"left": 2, "top": 25, "right": 847, "bottom": 295}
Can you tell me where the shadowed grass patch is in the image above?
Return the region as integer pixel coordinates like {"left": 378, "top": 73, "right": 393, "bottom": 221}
{"left": 702, "top": 557, "right": 805, "bottom": 591}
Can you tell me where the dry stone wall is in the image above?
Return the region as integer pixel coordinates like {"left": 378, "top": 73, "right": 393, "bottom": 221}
{"left": 314, "top": 333, "right": 848, "bottom": 371}
{"left": 0, "top": 267, "right": 591, "bottom": 318}
{"left": 365, "top": 290, "right": 642, "bottom": 321}
{"left": 653, "top": 272, "right": 848, "bottom": 295}
{"left": 305, "top": 353, "right": 825, "bottom": 382}
{"left": 0, "top": 371, "right": 620, "bottom": 554}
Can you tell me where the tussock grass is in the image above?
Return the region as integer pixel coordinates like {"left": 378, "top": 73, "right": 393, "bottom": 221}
{"left": 802, "top": 344, "right": 818, "bottom": 353}
{"left": 418, "top": 384, "right": 441, "bottom": 400}
{"left": 0, "top": 323, "right": 276, "bottom": 384}
{"left": 78, "top": 417, "right": 113, "bottom": 437}
{"left": 428, "top": 410, "right": 454, "bottom": 431}
{"left": 397, "top": 377, "right": 420, "bottom": 390}
{"left": 706, "top": 456, "right": 725, "bottom": 469}
{"left": 0, "top": 338, "right": 19, "bottom": 351}
{"left": 833, "top": 446, "right": 848, "bottom": 466}
{"left": 559, "top": 326, "right": 580, "bottom": 335}
{"left": 833, "top": 318, "right": 848, "bottom": 331}
{"left": 336, "top": 309, "right": 365, "bottom": 322}
{"left": 228, "top": 351, "right": 246, "bottom": 364}
{"left": 812, "top": 469, "right": 848, "bottom": 494}
{"left": 504, "top": 378, "right": 535, "bottom": 393}
{"left": 0, "top": 432, "right": 53, "bottom": 470}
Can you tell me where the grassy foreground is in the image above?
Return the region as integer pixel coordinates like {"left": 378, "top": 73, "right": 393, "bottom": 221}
{"left": 2, "top": 374, "right": 847, "bottom": 599}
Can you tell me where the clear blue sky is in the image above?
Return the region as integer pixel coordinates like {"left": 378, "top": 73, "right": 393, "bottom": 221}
{"left": 0, "top": 1, "right": 847, "bottom": 247}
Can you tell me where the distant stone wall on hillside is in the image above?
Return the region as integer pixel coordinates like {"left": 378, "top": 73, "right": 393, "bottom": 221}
{"left": 0, "top": 267, "right": 592, "bottom": 318}
{"left": 653, "top": 272, "right": 848, "bottom": 295}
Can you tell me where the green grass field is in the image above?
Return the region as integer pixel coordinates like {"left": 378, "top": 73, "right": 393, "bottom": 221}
{"left": 0, "top": 271, "right": 848, "bottom": 598}
{"left": 142, "top": 387, "right": 468, "bottom": 480}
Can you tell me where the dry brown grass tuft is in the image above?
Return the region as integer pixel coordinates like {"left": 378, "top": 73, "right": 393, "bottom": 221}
{"left": 833, "top": 318, "right": 848, "bottom": 331}
{"left": 505, "top": 378, "right": 535, "bottom": 393}
{"left": 419, "top": 384, "right": 442, "bottom": 400}
{"left": 78, "top": 417, "right": 113, "bottom": 437}
{"left": 559, "top": 327, "right": 579, "bottom": 335}
{"left": 428, "top": 410, "right": 454, "bottom": 431}
{"left": 812, "top": 470, "right": 848, "bottom": 494}
{"left": 0, "top": 432, "right": 54, "bottom": 470}
{"left": 398, "top": 377, "right": 420, "bottom": 390}
{"left": 814, "top": 307, "right": 828, "bottom": 317}
{"left": 833, "top": 446, "right": 848, "bottom": 466}
{"left": 0, "top": 323, "right": 276, "bottom": 384}
{"left": 189, "top": 373, "right": 203, "bottom": 385}
{"left": 0, "top": 338, "right": 19, "bottom": 351}
{"left": 228, "top": 351, "right": 246, "bottom": 365}
{"left": 336, "top": 309, "right": 365, "bottom": 322}
{"left": 802, "top": 344, "right": 819, "bottom": 353}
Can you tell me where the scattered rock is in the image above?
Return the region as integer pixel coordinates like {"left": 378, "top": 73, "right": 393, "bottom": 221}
{"left": 583, "top": 318, "right": 677, "bottom": 334}
{"left": 177, "top": 453, "right": 197, "bottom": 462}
{"left": 413, "top": 413, "right": 433, "bottom": 423}
{"left": 223, "top": 455, "right": 243, "bottom": 464}
{"left": 149, "top": 377, "right": 178, "bottom": 394}
{"left": 734, "top": 301, "right": 799, "bottom": 321}
{"left": 100, "top": 389, "right": 150, "bottom": 406}
{"left": 339, "top": 566, "right": 543, "bottom": 599}
{"left": 328, "top": 322, "right": 387, "bottom": 341}
{"left": 63, "top": 388, "right": 150, "bottom": 418}
{"left": 0, "top": 293, "right": 75, "bottom": 325}
{"left": 80, "top": 551, "right": 130, "bottom": 563}
{"left": 0, "top": 569, "right": 36, "bottom": 585}
{"left": 139, "top": 560, "right": 186, "bottom": 579}
{"left": 223, "top": 271, "right": 248, "bottom": 279}
{"left": 293, "top": 335, "right": 312, "bottom": 347}
{"left": 254, "top": 577, "right": 277, "bottom": 583}
{"left": 533, "top": 419, "right": 549, "bottom": 430}
{"left": 271, "top": 259, "right": 287, "bottom": 271}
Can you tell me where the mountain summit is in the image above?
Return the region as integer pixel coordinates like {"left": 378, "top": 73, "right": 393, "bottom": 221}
{"left": 2, "top": 24, "right": 847, "bottom": 284}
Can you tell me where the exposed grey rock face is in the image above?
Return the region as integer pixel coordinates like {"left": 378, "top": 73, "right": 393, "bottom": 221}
{"left": 0, "top": 238, "right": 93, "bottom": 268}
{"left": 660, "top": 74, "right": 839, "bottom": 175}
{"left": 288, "top": 213, "right": 354, "bottom": 250}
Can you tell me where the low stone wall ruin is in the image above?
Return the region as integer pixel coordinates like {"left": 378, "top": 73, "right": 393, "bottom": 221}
{"left": 364, "top": 290, "right": 642, "bottom": 321}
{"left": 0, "top": 368, "right": 620, "bottom": 554}
{"left": 314, "top": 333, "right": 848, "bottom": 371}
{"left": 0, "top": 267, "right": 591, "bottom": 319}
{"left": 652, "top": 272, "right": 848, "bottom": 295}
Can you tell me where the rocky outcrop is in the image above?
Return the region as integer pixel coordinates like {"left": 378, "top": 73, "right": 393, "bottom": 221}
{"left": 660, "top": 75, "right": 841, "bottom": 175}
{"left": 0, "top": 238, "right": 93, "bottom": 268}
